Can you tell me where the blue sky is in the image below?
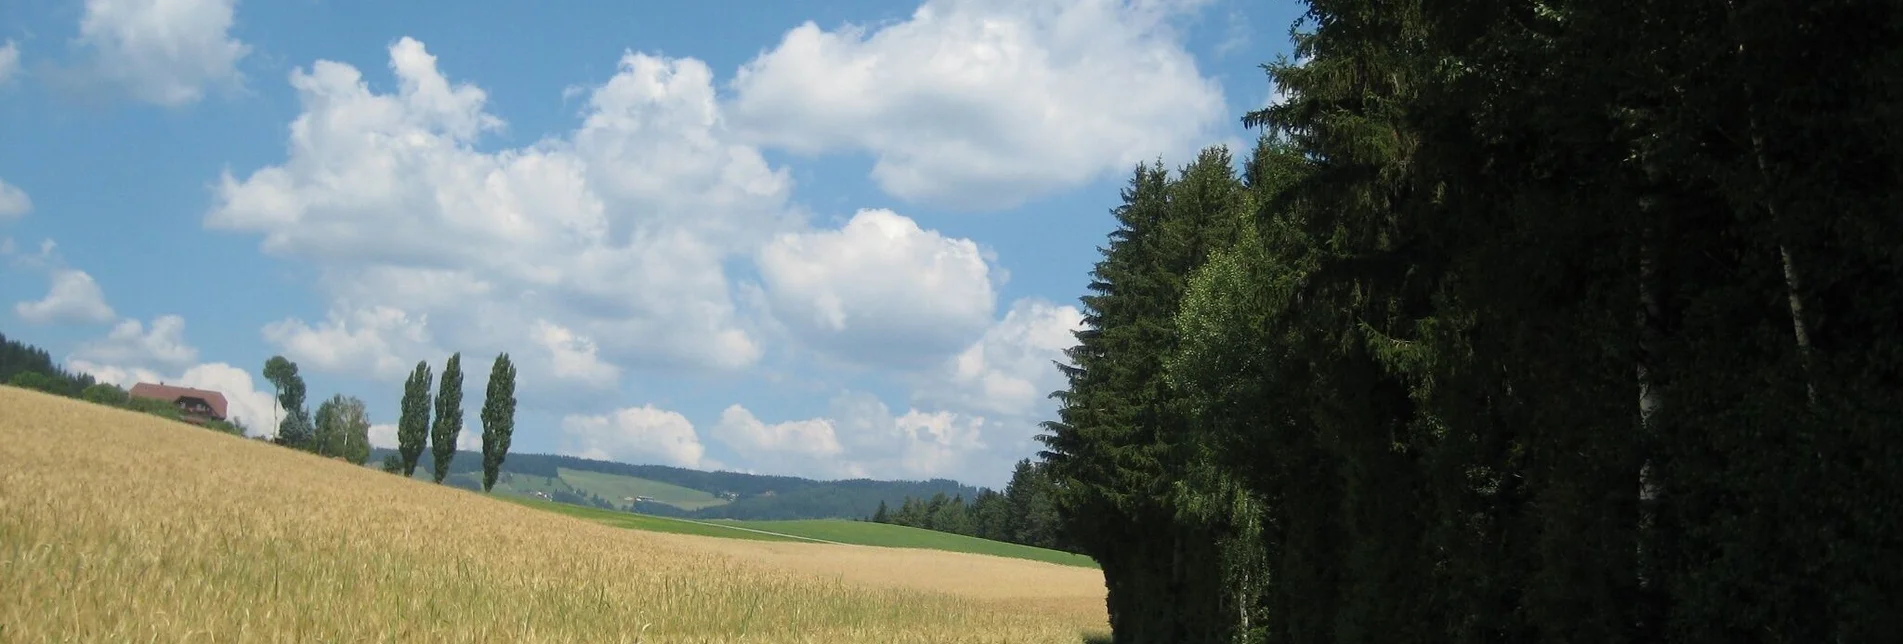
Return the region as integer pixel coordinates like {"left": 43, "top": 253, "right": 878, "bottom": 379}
{"left": 0, "top": 0, "right": 1297, "bottom": 489}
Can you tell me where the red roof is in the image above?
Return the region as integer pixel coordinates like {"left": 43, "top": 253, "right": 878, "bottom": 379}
{"left": 128, "top": 382, "right": 230, "bottom": 420}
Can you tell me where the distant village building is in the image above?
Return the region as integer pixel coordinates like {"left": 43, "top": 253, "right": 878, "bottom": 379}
{"left": 128, "top": 382, "right": 229, "bottom": 425}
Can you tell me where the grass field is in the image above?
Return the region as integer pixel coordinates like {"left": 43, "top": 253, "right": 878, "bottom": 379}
{"left": 714, "top": 520, "right": 1100, "bottom": 569}
{"left": 497, "top": 496, "right": 800, "bottom": 542}
{"left": 557, "top": 468, "right": 729, "bottom": 510}
{"left": 405, "top": 466, "right": 731, "bottom": 512}
{"left": 0, "top": 386, "right": 1108, "bottom": 642}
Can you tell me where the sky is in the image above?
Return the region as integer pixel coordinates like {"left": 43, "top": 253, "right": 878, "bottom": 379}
{"left": 0, "top": 0, "right": 1300, "bottom": 489}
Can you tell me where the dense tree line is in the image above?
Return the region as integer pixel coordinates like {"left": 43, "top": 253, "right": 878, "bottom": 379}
{"left": 263, "top": 355, "right": 375, "bottom": 463}
{"left": 2, "top": 332, "right": 98, "bottom": 397}
{"left": 255, "top": 349, "right": 513, "bottom": 481}
{"left": 3, "top": 331, "right": 246, "bottom": 435}
{"left": 373, "top": 351, "right": 517, "bottom": 490}
{"left": 872, "top": 459, "right": 1071, "bottom": 553}
{"left": 1037, "top": 1, "right": 1902, "bottom": 642}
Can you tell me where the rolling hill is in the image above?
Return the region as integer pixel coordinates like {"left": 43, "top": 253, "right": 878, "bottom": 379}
{"left": 502, "top": 495, "right": 1098, "bottom": 568}
{"left": 0, "top": 385, "right": 1109, "bottom": 642}
{"left": 370, "top": 446, "right": 984, "bottom": 520}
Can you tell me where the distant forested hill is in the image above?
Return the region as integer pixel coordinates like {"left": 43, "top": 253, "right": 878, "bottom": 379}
{"left": 371, "top": 447, "right": 981, "bottom": 520}
{"left": 1, "top": 332, "right": 98, "bottom": 397}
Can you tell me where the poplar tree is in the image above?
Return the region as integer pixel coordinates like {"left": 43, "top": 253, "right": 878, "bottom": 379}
{"left": 479, "top": 352, "right": 517, "bottom": 492}
{"left": 429, "top": 352, "right": 464, "bottom": 484}
{"left": 397, "top": 360, "right": 433, "bottom": 476}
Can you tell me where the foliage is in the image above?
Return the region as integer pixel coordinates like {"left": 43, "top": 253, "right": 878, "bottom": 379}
{"left": 202, "top": 419, "right": 246, "bottom": 437}
{"left": 1034, "top": 2, "right": 1903, "bottom": 641}
{"left": 78, "top": 383, "right": 129, "bottom": 406}
{"left": 874, "top": 459, "right": 1075, "bottom": 554}
{"left": 122, "top": 394, "right": 185, "bottom": 421}
{"left": 314, "top": 394, "right": 371, "bottom": 464}
{"left": 429, "top": 352, "right": 464, "bottom": 484}
{"left": 262, "top": 355, "right": 310, "bottom": 449}
{"left": 7, "top": 371, "right": 64, "bottom": 394}
{"left": 0, "top": 332, "right": 96, "bottom": 397}
{"left": 479, "top": 352, "right": 517, "bottom": 492}
{"left": 397, "top": 360, "right": 433, "bottom": 476}
{"left": 380, "top": 453, "right": 405, "bottom": 474}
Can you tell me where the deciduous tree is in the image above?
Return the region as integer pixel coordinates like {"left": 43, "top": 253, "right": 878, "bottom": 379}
{"left": 429, "top": 352, "right": 464, "bottom": 483}
{"left": 479, "top": 352, "right": 516, "bottom": 492}
{"left": 398, "top": 360, "right": 433, "bottom": 476}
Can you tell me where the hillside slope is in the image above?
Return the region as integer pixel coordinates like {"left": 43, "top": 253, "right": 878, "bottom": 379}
{"left": 713, "top": 520, "right": 1100, "bottom": 569}
{"left": 0, "top": 386, "right": 1107, "bottom": 642}
{"left": 371, "top": 446, "right": 982, "bottom": 519}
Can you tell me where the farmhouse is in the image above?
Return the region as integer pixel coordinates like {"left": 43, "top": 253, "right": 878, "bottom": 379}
{"left": 128, "top": 382, "right": 229, "bottom": 425}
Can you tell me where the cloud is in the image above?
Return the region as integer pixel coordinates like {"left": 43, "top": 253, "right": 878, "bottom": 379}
{"left": 369, "top": 423, "right": 398, "bottom": 449}
{"left": 66, "top": 317, "right": 281, "bottom": 437}
{"left": 72, "top": 315, "right": 199, "bottom": 369}
{"left": 756, "top": 208, "right": 997, "bottom": 366}
{"left": 15, "top": 269, "right": 116, "bottom": 325}
{"left": 74, "top": 361, "right": 281, "bottom": 435}
{"left": 1214, "top": 8, "right": 1250, "bottom": 57}
{"left": 826, "top": 391, "right": 991, "bottom": 482}
{"left": 705, "top": 404, "right": 858, "bottom": 479}
{"left": 368, "top": 421, "right": 478, "bottom": 451}
{"left": 712, "top": 404, "right": 844, "bottom": 458}
{"left": 68, "top": 0, "right": 251, "bottom": 106}
{"left": 725, "top": 0, "right": 1227, "bottom": 209}
{"left": 529, "top": 319, "right": 620, "bottom": 388}
{"left": 916, "top": 297, "right": 1082, "bottom": 418}
{"left": 0, "top": 40, "right": 19, "bottom": 86}
{"left": 260, "top": 306, "right": 435, "bottom": 382}
{"left": 207, "top": 38, "right": 796, "bottom": 393}
{"left": 0, "top": 177, "right": 32, "bottom": 221}
{"left": 560, "top": 405, "right": 709, "bottom": 468}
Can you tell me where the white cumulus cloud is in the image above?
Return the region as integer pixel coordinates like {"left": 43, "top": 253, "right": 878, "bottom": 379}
{"left": 707, "top": 404, "right": 856, "bottom": 479}
{"left": 15, "top": 269, "right": 116, "bottom": 325}
{"left": 71, "top": 0, "right": 251, "bottom": 106}
{"left": 560, "top": 405, "right": 709, "bottom": 469}
{"left": 72, "top": 315, "right": 198, "bottom": 369}
{"left": 207, "top": 38, "right": 797, "bottom": 395}
{"left": 756, "top": 208, "right": 997, "bottom": 366}
{"left": 726, "top": 0, "right": 1228, "bottom": 209}
{"left": 0, "top": 177, "right": 33, "bottom": 222}
{"left": 0, "top": 40, "right": 20, "bottom": 86}
{"left": 529, "top": 319, "right": 620, "bottom": 388}
{"left": 916, "top": 297, "right": 1082, "bottom": 418}
{"left": 823, "top": 391, "right": 993, "bottom": 483}
{"left": 260, "top": 306, "right": 435, "bottom": 382}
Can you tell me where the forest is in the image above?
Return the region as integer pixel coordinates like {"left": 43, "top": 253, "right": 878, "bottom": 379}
{"left": 1033, "top": 1, "right": 1902, "bottom": 642}
{"left": 1, "top": 332, "right": 98, "bottom": 396}
{"left": 873, "top": 458, "right": 1072, "bottom": 553}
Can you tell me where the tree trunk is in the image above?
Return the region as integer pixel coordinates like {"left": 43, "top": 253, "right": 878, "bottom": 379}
{"left": 1726, "top": 0, "right": 1818, "bottom": 405}
{"left": 1769, "top": 177, "right": 1818, "bottom": 406}
{"left": 1637, "top": 210, "right": 1663, "bottom": 524}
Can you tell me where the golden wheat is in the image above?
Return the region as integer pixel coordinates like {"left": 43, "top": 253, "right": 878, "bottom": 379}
{"left": 0, "top": 386, "right": 1108, "bottom": 643}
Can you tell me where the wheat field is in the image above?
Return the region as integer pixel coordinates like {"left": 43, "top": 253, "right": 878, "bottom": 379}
{"left": 0, "top": 386, "right": 1109, "bottom": 643}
